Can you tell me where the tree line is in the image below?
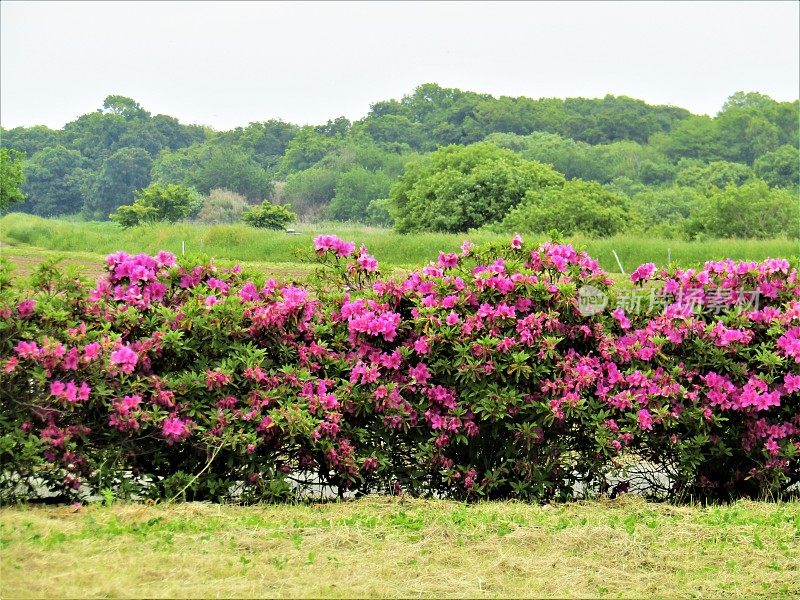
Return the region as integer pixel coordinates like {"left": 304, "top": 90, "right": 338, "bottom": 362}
{"left": 1, "top": 84, "right": 798, "bottom": 238}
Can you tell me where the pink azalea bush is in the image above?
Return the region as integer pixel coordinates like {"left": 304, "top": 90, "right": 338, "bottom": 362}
{"left": 0, "top": 237, "right": 797, "bottom": 504}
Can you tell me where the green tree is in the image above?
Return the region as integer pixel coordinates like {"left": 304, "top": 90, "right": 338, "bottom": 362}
{"left": 63, "top": 110, "right": 130, "bottom": 163}
{"left": 391, "top": 142, "right": 565, "bottom": 233}
{"left": 218, "top": 120, "right": 299, "bottom": 170}
{"left": 498, "top": 179, "right": 632, "bottom": 237}
{"left": 650, "top": 116, "right": 725, "bottom": 163}
{"left": 102, "top": 95, "right": 151, "bottom": 120}
{"left": 753, "top": 145, "right": 799, "bottom": 189}
{"left": 62, "top": 96, "right": 205, "bottom": 166}
{"left": 281, "top": 168, "right": 338, "bottom": 218}
{"left": 675, "top": 160, "right": 755, "bottom": 191}
{"left": 242, "top": 201, "right": 296, "bottom": 229}
{"left": 328, "top": 166, "right": 393, "bottom": 221}
{"left": 110, "top": 182, "right": 201, "bottom": 227}
{"left": 0, "top": 148, "right": 26, "bottom": 211}
{"left": 356, "top": 114, "right": 424, "bottom": 151}
{"left": 1, "top": 125, "right": 62, "bottom": 156}
{"left": 714, "top": 92, "right": 791, "bottom": 163}
{"left": 627, "top": 186, "right": 704, "bottom": 237}
{"left": 488, "top": 132, "right": 603, "bottom": 181}
{"left": 82, "top": 146, "right": 153, "bottom": 219}
{"left": 280, "top": 127, "right": 338, "bottom": 173}
{"left": 20, "top": 146, "right": 88, "bottom": 216}
{"left": 686, "top": 181, "right": 799, "bottom": 239}
{"left": 152, "top": 142, "right": 272, "bottom": 201}
{"left": 366, "top": 198, "right": 394, "bottom": 226}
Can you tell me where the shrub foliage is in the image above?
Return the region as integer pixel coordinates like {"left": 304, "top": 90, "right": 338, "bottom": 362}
{"left": 1, "top": 236, "right": 798, "bottom": 503}
{"left": 242, "top": 201, "right": 297, "bottom": 230}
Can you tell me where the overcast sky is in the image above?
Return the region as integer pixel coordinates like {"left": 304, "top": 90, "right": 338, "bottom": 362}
{"left": 1, "top": 1, "right": 798, "bottom": 131}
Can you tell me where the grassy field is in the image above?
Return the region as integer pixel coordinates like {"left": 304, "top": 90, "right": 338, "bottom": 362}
{"left": 0, "top": 244, "right": 317, "bottom": 283}
{"left": 2, "top": 213, "right": 798, "bottom": 275}
{"left": 1, "top": 496, "right": 798, "bottom": 598}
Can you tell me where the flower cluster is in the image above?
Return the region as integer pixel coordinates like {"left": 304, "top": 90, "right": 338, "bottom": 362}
{"left": 1, "top": 236, "right": 797, "bottom": 504}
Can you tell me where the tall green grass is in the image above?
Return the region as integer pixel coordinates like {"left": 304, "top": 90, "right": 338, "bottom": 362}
{"left": 1, "top": 213, "right": 797, "bottom": 272}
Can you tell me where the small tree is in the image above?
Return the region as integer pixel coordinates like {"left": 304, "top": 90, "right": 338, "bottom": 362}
{"left": 0, "top": 148, "right": 26, "bottom": 211}
{"left": 391, "top": 142, "right": 565, "bottom": 233}
{"left": 242, "top": 201, "right": 297, "bottom": 230}
{"left": 498, "top": 179, "right": 632, "bottom": 237}
{"left": 110, "top": 182, "right": 201, "bottom": 227}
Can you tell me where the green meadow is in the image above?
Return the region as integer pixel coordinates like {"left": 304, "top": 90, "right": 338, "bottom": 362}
{"left": 2, "top": 213, "right": 797, "bottom": 277}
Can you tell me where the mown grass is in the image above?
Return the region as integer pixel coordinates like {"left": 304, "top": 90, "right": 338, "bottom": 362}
{"left": 2, "top": 213, "right": 797, "bottom": 273}
{"left": 1, "top": 496, "right": 797, "bottom": 598}
{"left": 0, "top": 244, "right": 317, "bottom": 283}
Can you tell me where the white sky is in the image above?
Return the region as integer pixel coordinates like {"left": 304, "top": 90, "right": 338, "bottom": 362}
{"left": 1, "top": 1, "right": 798, "bottom": 131}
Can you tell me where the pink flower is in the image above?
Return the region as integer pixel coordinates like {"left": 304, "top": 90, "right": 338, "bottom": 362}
{"left": 82, "top": 342, "right": 101, "bottom": 363}
{"left": 414, "top": 337, "right": 430, "bottom": 355}
{"left": 783, "top": 373, "right": 800, "bottom": 394}
{"left": 110, "top": 345, "right": 138, "bottom": 374}
{"left": 161, "top": 417, "right": 190, "bottom": 444}
{"left": 446, "top": 312, "right": 460, "bottom": 326}
{"left": 638, "top": 409, "right": 654, "bottom": 431}
{"left": 612, "top": 308, "right": 631, "bottom": 330}
{"left": 121, "top": 395, "right": 142, "bottom": 412}
{"left": 62, "top": 347, "right": 79, "bottom": 371}
{"left": 239, "top": 282, "right": 260, "bottom": 302}
{"left": 313, "top": 234, "right": 356, "bottom": 257}
{"left": 409, "top": 362, "right": 430, "bottom": 384}
{"left": 17, "top": 299, "right": 36, "bottom": 318}
{"left": 156, "top": 251, "right": 176, "bottom": 268}
{"left": 460, "top": 240, "right": 475, "bottom": 256}
{"left": 765, "top": 438, "right": 780, "bottom": 456}
{"left": 77, "top": 382, "right": 91, "bottom": 402}
{"left": 204, "top": 295, "right": 219, "bottom": 308}
{"left": 511, "top": 233, "right": 523, "bottom": 250}
{"left": 777, "top": 327, "right": 800, "bottom": 363}
{"left": 356, "top": 246, "right": 379, "bottom": 272}
{"left": 630, "top": 263, "right": 657, "bottom": 284}
{"left": 14, "top": 340, "right": 40, "bottom": 359}
{"left": 206, "top": 369, "right": 231, "bottom": 390}
{"left": 206, "top": 277, "right": 229, "bottom": 294}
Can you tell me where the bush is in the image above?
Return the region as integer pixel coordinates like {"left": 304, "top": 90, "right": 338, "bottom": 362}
{"left": 391, "top": 142, "right": 565, "bottom": 233}
{"left": 242, "top": 201, "right": 296, "bottom": 230}
{"left": 675, "top": 160, "right": 755, "bottom": 191}
{"left": 686, "top": 180, "right": 800, "bottom": 240}
{"left": 366, "top": 198, "right": 394, "bottom": 227}
{"left": 327, "top": 167, "right": 392, "bottom": 222}
{"left": 195, "top": 189, "right": 249, "bottom": 225}
{"left": 110, "top": 183, "right": 202, "bottom": 227}
{"left": 497, "top": 179, "right": 632, "bottom": 237}
{"left": 281, "top": 168, "right": 337, "bottom": 219}
{"left": 753, "top": 145, "right": 800, "bottom": 189}
{"left": 627, "top": 186, "right": 703, "bottom": 236}
{"left": 1, "top": 236, "right": 797, "bottom": 504}
{"left": 0, "top": 148, "right": 26, "bottom": 211}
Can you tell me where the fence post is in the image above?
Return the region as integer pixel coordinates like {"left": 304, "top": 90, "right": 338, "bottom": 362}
{"left": 612, "top": 250, "right": 625, "bottom": 274}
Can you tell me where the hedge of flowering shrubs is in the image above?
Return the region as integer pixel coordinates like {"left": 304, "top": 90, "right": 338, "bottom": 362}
{"left": 1, "top": 235, "right": 798, "bottom": 504}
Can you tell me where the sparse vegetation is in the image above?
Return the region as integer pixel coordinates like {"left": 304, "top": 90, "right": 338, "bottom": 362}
{"left": 1, "top": 497, "right": 798, "bottom": 598}
{"left": 2, "top": 213, "right": 797, "bottom": 275}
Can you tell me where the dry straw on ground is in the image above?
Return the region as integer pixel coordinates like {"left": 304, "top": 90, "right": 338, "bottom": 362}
{"left": 1, "top": 495, "right": 798, "bottom": 598}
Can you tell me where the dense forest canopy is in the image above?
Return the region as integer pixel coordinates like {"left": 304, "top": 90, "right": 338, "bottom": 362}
{"left": 1, "top": 83, "right": 798, "bottom": 238}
